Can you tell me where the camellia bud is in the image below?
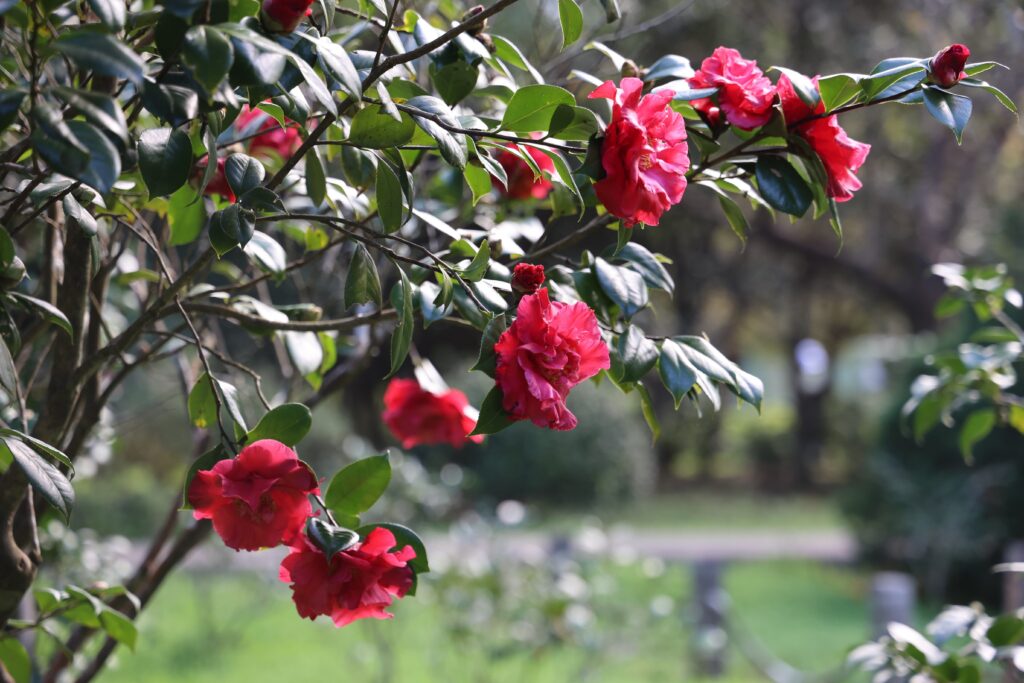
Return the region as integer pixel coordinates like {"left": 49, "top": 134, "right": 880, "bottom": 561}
{"left": 462, "top": 5, "right": 488, "bottom": 36}
{"left": 260, "top": 0, "right": 314, "bottom": 34}
{"left": 929, "top": 43, "right": 970, "bottom": 88}
{"left": 620, "top": 59, "right": 640, "bottom": 79}
{"left": 511, "top": 262, "right": 545, "bottom": 294}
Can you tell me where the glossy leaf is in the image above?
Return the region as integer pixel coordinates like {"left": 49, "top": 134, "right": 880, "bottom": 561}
{"left": 324, "top": 453, "right": 391, "bottom": 518}
{"left": 138, "top": 128, "right": 193, "bottom": 197}
{"left": 246, "top": 403, "right": 312, "bottom": 446}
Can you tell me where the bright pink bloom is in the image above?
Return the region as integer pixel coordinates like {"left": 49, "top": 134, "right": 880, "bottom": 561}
{"left": 930, "top": 44, "right": 970, "bottom": 88}
{"left": 382, "top": 379, "right": 483, "bottom": 449}
{"left": 493, "top": 144, "right": 555, "bottom": 200}
{"left": 233, "top": 105, "right": 303, "bottom": 159}
{"left": 511, "top": 263, "right": 545, "bottom": 294}
{"left": 494, "top": 288, "right": 610, "bottom": 431}
{"left": 279, "top": 527, "right": 416, "bottom": 627}
{"left": 588, "top": 77, "right": 689, "bottom": 226}
{"left": 688, "top": 47, "right": 776, "bottom": 130}
{"left": 260, "top": 0, "right": 313, "bottom": 33}
{"left": 188, "top": 439, "right": 319, "bottom": 551}
{"left": 777, "top": 74, "right": 871, "bottom": 203}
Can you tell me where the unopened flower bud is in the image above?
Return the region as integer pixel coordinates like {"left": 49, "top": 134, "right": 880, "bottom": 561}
{"left": 620, "top": 59, "right": 640, "bottom": 79}
{"left": 929, "top": 43, "right": 970, "bottom": 88}
{"left": 511, "top": 262, "right": 545, "bottom": 294}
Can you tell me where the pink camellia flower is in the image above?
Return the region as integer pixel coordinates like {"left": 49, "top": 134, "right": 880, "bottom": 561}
{"left": 233, "top": 105, "right": 303, "bottom": 159}
{"left": 494, "top": 288, "right": 610, "bottom": 430}
{"left": 279, "top": 527, "right": 416, "bottom": 627}
{"left": 688, "top": 47, "right": 776, "bottom": 130}
{"left": 588, "top": 77, "right": 689, "bottom": 227}
{"left": 382, "top": 378, "right": 483, "bottom": 449}
{"left": 511, "top": 262, "right": 545, "bottom": 294}
{"left": 493, "top": 144, "right": 555, "bottom": 200}
{"left": 929, "top": 44, "right": 970, "bottom": 88}
{"left": 260, "top": 0, "right": 314, "bottom": 33}
{"left": 188, "top": 439, "right": 319, "bottom": 551}
{"left": 777, "top": 73, "right": 871, "bottom": 203}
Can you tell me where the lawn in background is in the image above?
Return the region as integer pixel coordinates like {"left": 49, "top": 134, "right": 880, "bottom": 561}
{"left": 96, "top": 560, "right": 871, "bottom": 683}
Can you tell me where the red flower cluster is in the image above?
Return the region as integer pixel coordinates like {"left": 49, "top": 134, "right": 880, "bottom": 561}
{"left": 260, "top": 0, "right": 314, "bottom": 33}
{"left": 494, "top": 288, "right": 610, "bottom": 430}
{"left": 511, "top": 262, "right": 545, "bottom": 294}
{"left": 382, "top": 378, "right": 483, "bottom": 449}
{"left": 188, "top": 439, "right": 418, "bottom": 626}
{"left": 777, "top": 74, "right": 871, "bottom": 203}
{"left": 688, "top": 47, "right": 775, "bottom": 130}
{"left": 280, "top": 528, "right": 416, "bottom": 627}
{"left": 589, "top": 77, "right": 690, "bottom": 227}
{"left": 188, "top": 439, "right": 319, "bottom": 551}
{"left": 930, "top": 44, "right": 970, "bottom": 88}
{"left": 493, "top": 144, "right": 555, "bottom": 200}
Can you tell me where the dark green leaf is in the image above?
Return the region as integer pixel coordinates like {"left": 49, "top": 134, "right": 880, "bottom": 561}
{"left": 138, "top": 127, "right": 192, "bottom": 197}
{"left": 316, "top": 37, "right": 362, "bottom": 100}
{"left": 959, "top": 78, "right": 1017, "bottom": 115}
{"left": 431, "top": 60, "right": 479, "bottom": 106}
{"left": 558, "top": 0, "right": 583, "bottom": 48}
{"left": 772, "top": 67, "right": 820, "bottom": 108}
{"left": 611, "top": 242, "right": 674, "bottom": 293}
{"left": 471, "top": 314, "right": 507, "bottom": 378}
{"left": 594, "top": 257, "right": 648, "bottom": 319}
{"left": 0, "top": 90, "right": 25, "bottom": 134}
{"left": 246, "top": 403, "right": 312, "bottom": 446}
{"left": 460, "top": 240, "right": 490, "bottom": 282}
{"left": 2, "top": 437, "right": 74, "bottom": 521}
{"left": 658, "top": 339, "right": 697, "bottom": 409}
{"left": 618, "top": 325, "right": 658, "bottom": 382}
{"left": 345, "top": 244, "right": 383, "bottom": 309}
{"left": 305, "top": 146, "right": 326, "bottom": 207}
{"left": 182, "top": 25, "right": 234, "bottom": 93}
{"left": 86, "top": 0, "right": 126, "bottom": 30}
{"left": 388, "top": 266, "right": 414, "bottom": 377}
{"left": 755, "top": 156, "right": 812, "bottom": 217}
{"left": 922, "top": 87, "right": 973, "bottom": 144}
{"left": 9, "top": 293, "right": 72, "bottom": 337}
{"left": 469, "top": 385, "right": 516, "bottom": 436}
{"left": 958, "top": 408, "right": 996, "bottom": 461}
{"left": 306, "top": 517, "right": 359, "bottom": 559}
{"left": 348, "top": 105, "right": 416, "bottom": 149}
{"left": 53, "top": 31, "right": 145, "bottom": 85}
{"left": 324, "top": 453, "right": 391, "bottom": 517}
{"left": 225, "top": 153, "right": 265, "bottom": 196}
{"left": 65, "top": 120, "right": 121, "bottom": 193}
{"left": 375, "top": 160, "right": 404, "bottom": 233}
{"left": 405, "top": 96, "right": 467, "bottom": 168}
{"left": 501, "top": 84, "right": 576, "bottom": 133}
{"left": 718, "top": 195, "right": 748, "bottom": 243}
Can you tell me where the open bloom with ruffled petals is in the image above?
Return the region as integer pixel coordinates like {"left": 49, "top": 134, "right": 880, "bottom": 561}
{"left": 588, "top": 77, "right": 689, "bottom": 227}
{"left": 382, "top": 379, "right": 483, "bottom": 449}
{"left": 279, "top": 527, "right": 416, "bottom": 627}
{"left": 188, "top": 439, "right": 319, "bottom": 551}
{"left": 493, "top": 144, "right": 555, "bottom": 200}
{"left": 777, "top": 73, "right": 871, "bottom": 203}
{"left": 688, "top": 47, "right": 776, "bottom": 130}
{"left": 233, "top": 105, "right": 303, "bottom": 159}
{"left": 494, "top": 288, "right": 610, "bottom": 431}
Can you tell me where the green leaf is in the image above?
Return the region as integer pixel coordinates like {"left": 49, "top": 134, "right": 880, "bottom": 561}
{"left": 460, "top": 240, "right": 490, "bottom": 282}
{"left": 305, "top": 146, "right": 326, "bottom": 207}
{"left": 225, "top": 153, "right": 265, "bottom": 197}
{"left": 62, "top": 193, "right": 97, "bottom": 237}
{"left": 0, "top": 637, "right": 30, "bottom": 683}
{"left": 324, "top": 453, "right": 391, "bottom": 518}
{"left": 636, "top": 381, "right": 661, "bottom": 443}
{"left": 187, "top": 372, "right": 246, "bottom": 432}
{"left": 344, "top": 244, "right": 383, "bottom": 309}
{"left": 593, "top": 257, "right": 648, "bottom": 319}
{"left": 558, "top": 0, "right": 584, "bottom": 48}
{"left": 431, "top": 60, "right": 479, "bottom": 106}
{"left": 99, "top": 608, "right": 137, "bottom": 650}
{"left": 138, "top": 127, "right": 192, "bottom": 197}
{"left": 388, "top": 266, "right": 414, "bottom": 377}
{"left": 675, "top": 335, "right": 763, "bottom": 410}
{"left": 348, "top": 105, "right": 416, "bottom": 149}
{"left": 772, "top": 67, "right": 820, "bottom": 108}
{"left": 306, "top": 517, "right": 359, "bottom": 560}
{"left": 958, "top": 408, "right": 996, "bottom": 461}
{"left": 618, "top": 325, "right": 658, "bottom": 383}
{"left": 182, "top": 26, "right": 234, "bottom": 93}
{"left": 755, "top": 156, "right": 812, "bottom": 217}
{"left": 922, "top": 87, "right": 973, "bottom": 144}
{"left": 471, "top": 314, "right": 507, "bottom": 378}
{"left": 50, "top": 86, "right": 128, "bottom": 146}
{"left": 9, "top": 293, "right": 72, "bottom": 337}
{"left": 959, "top": 78, "right": 1018, "bottom": 115}
{"left": 658, "top": 340, "right": 698, "bottom": 409}
{"left": 0, "top": 90, "right": 25, "bottom": 135}
{"left": 860, "top": 61, "right": 926, "bottom": 100}
{"left": 246, "top": 403, "right": 312, "bottom": 446}
{"left": 464, "top": 161, "right": 492, "bottom": 205}
{"left": 52, "top": 30, "right": 146, "bottom": 85}
{"left": 405, "top": 96, "right": 467, "bottom": 168}
{"left": 181, "top": 445, "right": 228, "bottom": 509}
{"left": 0, "top": 339, "right": 18, "bottom": 407}
{"left": 315, "top": 37, "right": 362, "bottom": 100}
{"left": 986, "top": 615, "right": 1024, "bottom": 647}
{"left": 501, "top": 84, "right": 576, "bottom": 133}
{"left": 817, "top": 73, "right": 864, "bottom": 112}
{"left": 469, "top": 385, "right": 517, "bottom": 436}
{"left": 717, "top": 195, "right": 749, "bottom": 243}
{"left": 1, "top": 437, "right": 74, "bottom": 522}
{"left": 611, "top": 242, "right": 674, "bottom": 293}
{"left": 65, "top": 120, "right": 121, "bottom": 193}
{"left": 375, "top": 161, "right": 404, "bottom": 233}
{"left": 546, "top": 104, "right": 600, "bottom": 141}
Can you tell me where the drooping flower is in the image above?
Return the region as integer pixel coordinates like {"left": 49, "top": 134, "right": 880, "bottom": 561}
{"left": 777, "top": 73, "right": 871, "bottom": 203}
{"left": 188, "top": 439, "right": 319, "bottom": 551}
{"left": 511, "top": 262, "right": 545, "bottom": 294}
{"left": 233, "top": 105, "right": 303, "bottom": 159}
{"left": 929, "top": 44, "right": 970, "bottom": 88}
{"left": 260, "top": 0, "right": 314, "bottom": 33}
{"left": 494, "top": 288, "right": 610, "bottom": 430}
{"left": 688, "top": 47, "right": 776, "bottom": 130}
{"left": 382, "top": 378, "right": 483, "bottom": 449}
{"left": 588, "top": 77, "right": 690, "bottom": 226}
{"left": 279, "top": 527, "right": 416, "bottom": 627}
{"left": 493, "top": 144, "right": 555, "bottom": 200}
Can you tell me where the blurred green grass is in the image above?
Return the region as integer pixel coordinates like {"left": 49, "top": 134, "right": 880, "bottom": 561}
{"left": 97, "top": 560, "right": 871, "bottom": 683}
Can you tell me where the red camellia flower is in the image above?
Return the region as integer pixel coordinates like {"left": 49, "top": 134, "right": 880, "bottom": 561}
{"left": 188, "top": 439, "right": 319, "bottom": 551}
{"left": 511, "top": 262, "right": 545, "bottom": 294}
{"left": 260, "top": 0, "right": 314, "bottom": 33}
{"left": 494, "top": 288, "right": 610, "bottom": 430}
{"left": 233, "top": 105, "right": 303, "bottom": 159}
{"left": 588, "top": 77, "right": 689, "bottom": 227}
{"left": 382, "top": 378, "right": 483, "bottom": 449}
{"left": 688, "top": 47, "right": 776, "bottom": 130}
{"left": 929, "top": 44, "right": 970, "bottom": 88}
{"left": 777, "top": 73, "right": 871, "bottom": 203}
{"left": 279, "top": 527, "right": 416, "bottom": 627}
{"left": 493, "top": 144, "right": 555, "bottom": 200}
{"left": 197, "top": 157, "right": 236, "bottom": 202}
